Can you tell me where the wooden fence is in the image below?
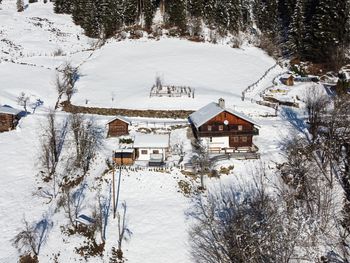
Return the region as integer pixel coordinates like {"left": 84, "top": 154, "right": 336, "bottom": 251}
{"left": 241, "top": 63, "right": 279, "bottom": 101}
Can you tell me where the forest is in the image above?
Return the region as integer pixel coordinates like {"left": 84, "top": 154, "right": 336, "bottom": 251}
{"left": 51, "top": 0, "right": 350, "bottom": 69}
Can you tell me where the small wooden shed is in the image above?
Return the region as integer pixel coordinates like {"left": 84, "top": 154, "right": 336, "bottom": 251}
{"left": 107, "top": 116, "right": 131, "bottom": 137}
{"left": 280, "top": 74, "right": 294, "bottom": 86}
{"left": 113, "top": 148, "right": 135, "bottom": 166}
{"left": 0, "top": 105, "right": 21, "bottom": 133}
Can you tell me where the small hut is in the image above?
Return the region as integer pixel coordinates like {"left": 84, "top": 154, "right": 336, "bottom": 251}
{"left": 113, "top": 148, "right": 136, "bottom": 166}
{"left": 280, "top": 74, "right": 294, "bottom": 86}
{"left": 0, "top": 105, "right": 21, "bottom": 132}
{"left": 107, "top": 116, "right": 131, "bottom": 137}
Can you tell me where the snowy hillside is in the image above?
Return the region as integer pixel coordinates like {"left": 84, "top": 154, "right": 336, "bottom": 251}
{"left": 2, "top": 1, "right": 340, "bottom": 263}
{"left": 73, "top": 39, "right": 277, "bottom": 110}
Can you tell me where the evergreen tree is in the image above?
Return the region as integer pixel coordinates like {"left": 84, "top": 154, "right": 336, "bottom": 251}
{"left": 72, "top": 0, "right": 86, "bottom": 25}
{"left": 122, "top": 0, "right": 138, "bottom": 26}
{"left": 82, "top": 0, "right": 100, "bottom": 38}
{"left": 54, "top": 0, "right": 73, "bottom": 14}
{"left": 143, "top": 0, "right": 157, "bottom": 30}
{"left": 305, "top": 0, "right": 349, "bottom": 62}
{"left": 188, "top": 0, "right": 205, "bottom": 18}
{"left": 240, "top": 0, "right": 252, "bottom": 30}
{"left": 288, "top": 0, "right": 306, "bottom": 56}
{"left": 165, "top": 0, "right": 187, "bottom": 32}
{"left": 253, "top": 0, "right": 280, "bottom": 39}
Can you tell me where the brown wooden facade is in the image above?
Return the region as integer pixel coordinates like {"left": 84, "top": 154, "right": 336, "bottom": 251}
{"left": 0, "top": 113, "right": 18, "bottom": 132}
{"left": 194, "top": 111, "right": 258, "bottom": 148}
{"left": 113, "top": 150, "right": 135, "bottom": 166}
{"left": 108, "top": 119, "right": 129, "bottom": 137}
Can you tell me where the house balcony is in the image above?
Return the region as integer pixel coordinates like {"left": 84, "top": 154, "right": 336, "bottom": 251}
{"left": 197, "top": 127, "right": 259, "bottom": 137}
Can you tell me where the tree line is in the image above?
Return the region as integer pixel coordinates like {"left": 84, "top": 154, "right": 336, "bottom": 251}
{"left": 52, "top": 0, "right": 350, "bottom": 67}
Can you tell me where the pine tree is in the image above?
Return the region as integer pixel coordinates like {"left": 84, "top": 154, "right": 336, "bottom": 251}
{"left": 254, "top": 0, "right": 280, "bottom": 41}
{"left": 305, "top": 0, "right": 349, "bottom": 62}
{"left": 240, "top": 0, "right": 252, "bottom": 30}
{"left": 143, "top": 0, "right": 157, "bottom": 30}
{"left": 122, "top": 0, "right": 138, "bottom": 26}
{"left": 72, "top": 0, "right": 86, "bottom": 25}
{"left": 188, "top": 0, "right": 205, "bottom": 18}
{"left": 54, "top": 0, "right": 73, "bottom": 14}
{"left": 288, "top": 0, "right": 306, "bottom": 56}
{"left": 165, "top": 0, "right": 187, "bottom": 32}
{"left": 82, "top": 0, "right": 101, "bottom": 38}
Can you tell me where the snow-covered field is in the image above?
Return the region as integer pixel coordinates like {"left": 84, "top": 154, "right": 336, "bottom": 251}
{"left": 73, "top": 39, "right": 278, "bottom": 110}
{"left": 0, "top": 1, "right": 318, "bottom": 262}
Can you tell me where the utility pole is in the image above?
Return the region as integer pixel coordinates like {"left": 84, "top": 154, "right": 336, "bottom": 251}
{"left": 115, "top": 166, "right": 122, "bottom": 213}
{"left": 112, "top": 153, "right": 116, "bottom": 219}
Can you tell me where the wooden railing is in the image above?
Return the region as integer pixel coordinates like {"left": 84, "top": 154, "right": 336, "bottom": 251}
{"left": 197, "top": 128, "right": 259, "bottom": 137}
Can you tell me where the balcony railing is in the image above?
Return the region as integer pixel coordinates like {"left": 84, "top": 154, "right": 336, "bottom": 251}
{"left": 197, "top": 127, "right": 259, "bottom": 137}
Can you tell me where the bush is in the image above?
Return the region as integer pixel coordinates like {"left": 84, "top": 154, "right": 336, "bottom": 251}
{"left": 19, "top": 254, "right": 38, "bottom": 263}
{"left": 53, "top": 48, "right": 65, "bottom": 57}
{"left": 119, "top": 138, "right": 133, "bottom": 144}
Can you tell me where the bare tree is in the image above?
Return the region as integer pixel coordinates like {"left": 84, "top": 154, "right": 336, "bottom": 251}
{"left": 57, "top": 183, "right": 86, "bottom": 230}
{"left": 54, "top": 72, "right": 65, "bottom": 109}
{"left": 189, "top": 179, "right": 299, "bottom": 263}
{"left": 69, "top": 114, "right": 103, "bottom": 175}
{"left": 12, "top": 216, "right": 52, "bottom": 258}
{"left": 17, "top": 92, "right": 30, "bottom": 114}
{"left": 116, "top": 202, "right": 132, "bottom": 260}
{"left": 304, "top": 85, "right": 329, "bottom": 141}
{"left": 39, "top": 110, "right": 68, "bottom": 198}
{"left": 155, "top": 74, "right": 163, "bottom": 89}
{"left": 95, "top": 187, "right": 112, "bottom": 243}
{"left": 61, "top": 62, "right": 79, "bottom": 103}
{"left": 16, "top": 0, "right": 24, "bottom": 12}
{"left": 191, "top": 143, "right": 211, "bottom": 190}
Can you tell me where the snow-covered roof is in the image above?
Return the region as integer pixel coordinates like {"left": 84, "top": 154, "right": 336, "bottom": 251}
{"left": 107, "top": 115, "right": 131, "bottom": 125}
{"left": 115, "top": 148, "right": 135, "bottom": 153}
{"left": 75, "top": 215, "right": 95, "bottom": 226}
{"left": 189, "top": 101, "right": 260, "bottom": 129}
{"left": 0, "top": 105, "right": 21, "bottom": 115}
{"left": 133, "top": 134, "right": 169, "bottom": 148}
{"left": 280, "top": 74, "right": 293, "bottom": 79}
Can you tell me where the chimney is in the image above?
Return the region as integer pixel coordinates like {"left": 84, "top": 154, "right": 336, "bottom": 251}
{"left": 218, "top": 98, "right": 225, "bottom": 109}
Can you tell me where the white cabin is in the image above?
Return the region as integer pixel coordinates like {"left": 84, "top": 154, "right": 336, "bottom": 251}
{"left": 133, "top": 134, "right": 170, "bottom": 165}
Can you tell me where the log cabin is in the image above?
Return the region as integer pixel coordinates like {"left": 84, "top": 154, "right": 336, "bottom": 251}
{"left": 0, "top": 105, "right": 21, "bottom": 133}
{"left": 107, "top": 116, "right": 131, "bottom": 137}
{"left": 188, "top": 99, "right": 260, "bottom": 153}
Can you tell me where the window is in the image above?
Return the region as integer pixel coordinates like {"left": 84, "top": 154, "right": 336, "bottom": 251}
{"left": 153, "top": 150, "right": 160, "bottom": 154}
{"left": 219, "top": 125, "right": 223, "bottom": 131}
{"left": 207, "top": 125, "right": 212, "bottom": 131}
{"left": 141, "top": 150, "right": 148, "bottom": 155}
{"left": 242, "top": 136, "right": 247, "bottom": 142}
{"left": 238, "top": 125, "right": 243, "bottom": 131}
{"left": 233, "top": 136, "right": 239, "bottom": 142}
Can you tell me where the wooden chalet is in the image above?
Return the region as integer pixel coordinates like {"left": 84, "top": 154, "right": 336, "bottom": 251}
{"left": 0, "top": 105, "right": 21, "bottom": 133}
{"left": 107, "top": 116, "right": 131, "bottom": 137}
{"left": 189, "top": 99, "right": 260, "bottom": 153}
